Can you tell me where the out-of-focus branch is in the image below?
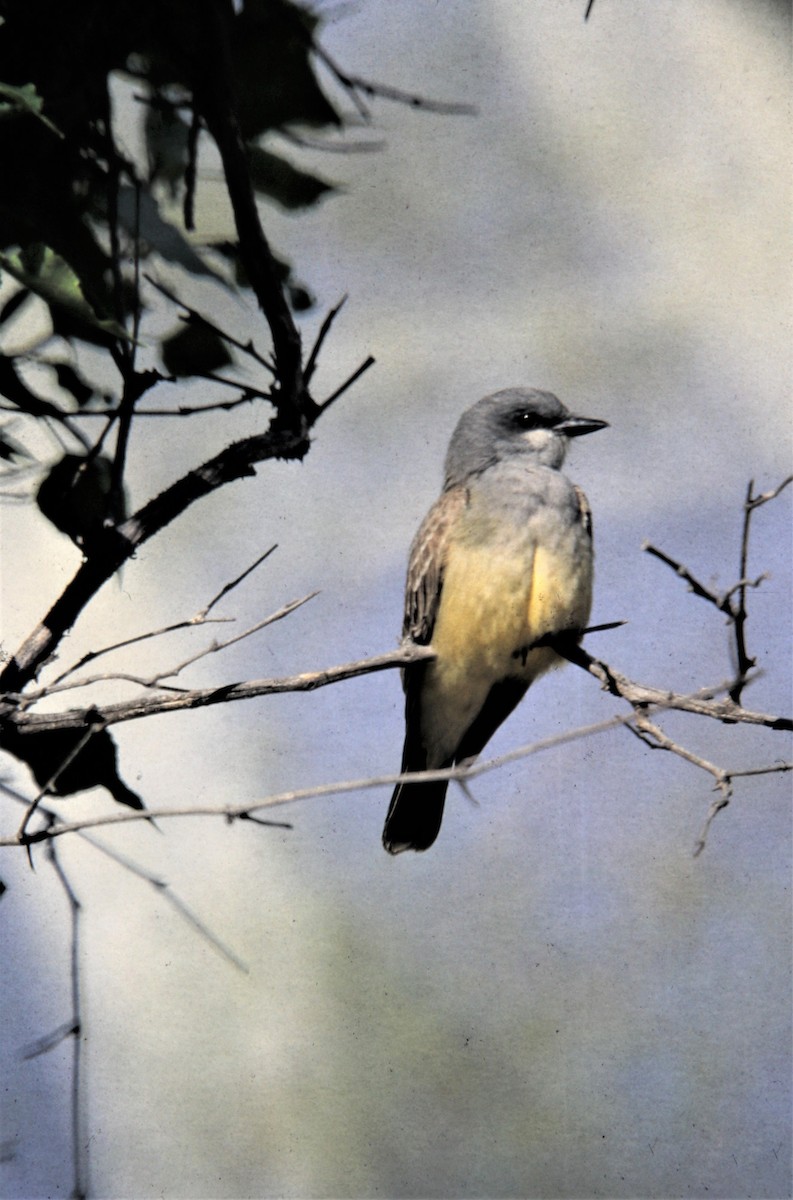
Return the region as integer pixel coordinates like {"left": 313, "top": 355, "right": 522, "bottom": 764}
{"left": 314, "top": 42, "right": 478, "bottom": 119}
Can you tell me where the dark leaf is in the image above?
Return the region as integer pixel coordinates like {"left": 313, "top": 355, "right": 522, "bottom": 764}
{"left": 248, "top": 146, "right": 335, "bottom": 210}
{"left": 36, "top": 453, "right": 125, "bottom": 552}
{"left": 231, "top": 0, "right": 340, "bottom": 138}
{"left": 0, "top": 249, "right": 130, "bottom": 346}
{"left": 161, "top": 321, "right": 233, "bottom": 377}
{"left": 0, "top": 722, "right": 146, "bottom": 812}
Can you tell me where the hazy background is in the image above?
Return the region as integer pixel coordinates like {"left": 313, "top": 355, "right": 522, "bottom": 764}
{"left": 1, "top": 1, "right": 791, "bottom": 1197}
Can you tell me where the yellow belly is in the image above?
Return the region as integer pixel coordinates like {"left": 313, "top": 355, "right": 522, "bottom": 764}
{"left": 419, "top": 537, "right": 592, "bottom": 764}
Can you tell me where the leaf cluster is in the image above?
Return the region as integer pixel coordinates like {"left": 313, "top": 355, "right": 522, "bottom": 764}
{"left": 0, "top": 0, "right": 370, "bottom": 812}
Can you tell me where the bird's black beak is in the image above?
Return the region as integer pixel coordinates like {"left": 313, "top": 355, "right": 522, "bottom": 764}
{"left": 556, "top": 415, "right": 609, "bottom": 438}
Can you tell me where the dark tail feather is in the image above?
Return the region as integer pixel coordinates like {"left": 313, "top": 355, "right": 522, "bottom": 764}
{"left": 382, "top": 779, "right": 448, "bottom": 854}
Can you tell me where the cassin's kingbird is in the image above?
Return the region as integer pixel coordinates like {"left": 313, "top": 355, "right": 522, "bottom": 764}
{"left": 383, "top": 387, "right": 607, "bottom": 854}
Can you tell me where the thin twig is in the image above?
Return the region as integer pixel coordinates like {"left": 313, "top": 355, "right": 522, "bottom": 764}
{"left": 320, "top": 354, "right": 376, "bottom": 412}
{"left": 281, "top": 129, "right": 384, "bottom": 154}
{"left": 75, "top": 387, "right": 269, "bottom": 418}
{"left": 45, "top": 840, "right": 88, "bottom": 1200}
{"left": 315, "top": 42, "right": 478, "bottom": 118}
{"left": 21, "top": 1019, "right": 80, "bottom": 1060}
{"left": 29, "top": 547, "right": 280, "bottom": 695}
{"left": 16, "top": 717, "right": 102, "bottom": 841}
{"left": 2, "top": 781, "right": 266, "bottom": 971}
{"left": 642, "top": 542, "right": 734, "bottom": 614}
{"left": 304, "top": 296, "right": 347, "bottom": 386}
{"left": 145, "top": 275, "right": 275, "bottom": 373}
{"left": 45, "top": 617, "right": 235, "bottom": 691}
{"left": 30, "top": 592, "right": 315, "bottom": 701}
{"left": 628, "top": 713, "right": 728, "bottom": 784}
{"left": 731, "top": 479, "right": 757, "bottom": 703}
{"left": 693, "top": 796, "right": 732, "bottom": 858}
{"left": 4, "top": 709, "right": 633, "bottom": 845}
{"left": 199, "top": 544, "right": 278, "bottom": 618}
{"left": 626, "top": 714, "right": 791, "bottom": 855}
{"left": 183, "top": 103, "right": 200, "bottom": 232}
{"left": 142, "top": 591, "right": 319, "bottom": 683}
{"left": 746, "top": 475, "right": 793, "bottom": 509}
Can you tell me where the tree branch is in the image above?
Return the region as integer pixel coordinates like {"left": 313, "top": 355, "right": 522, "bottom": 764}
{"left": 4, "top": 646, "right": 437, "bottom": 733}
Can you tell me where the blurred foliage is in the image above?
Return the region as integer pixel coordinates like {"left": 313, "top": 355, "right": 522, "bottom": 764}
{"left": 0, "top": 0, "right": 340, "bottom": 317}
{"left": 0, "top": 0, "right": 347, "bottom": 790}
{"left": 36, "top": 452, "right": 127, "bottom": 554}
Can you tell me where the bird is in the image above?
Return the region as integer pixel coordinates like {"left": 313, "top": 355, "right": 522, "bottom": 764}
{"left": 383, "top": 387, "right": 608, "bottom": 854}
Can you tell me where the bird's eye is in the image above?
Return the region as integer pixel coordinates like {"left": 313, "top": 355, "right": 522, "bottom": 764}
{"left": 512, "top": 410, "right": 545, "bottom": 431}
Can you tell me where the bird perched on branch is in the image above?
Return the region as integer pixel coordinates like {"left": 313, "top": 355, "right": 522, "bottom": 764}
{"left": 383, "top": 387, "right": 607, "bottom": 854}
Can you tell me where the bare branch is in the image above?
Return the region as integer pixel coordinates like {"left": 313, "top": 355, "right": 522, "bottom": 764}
{"left": 2, "top": 781, "right": 265, "bottom": 971}
{"left": 190, "top": 7, "right": 307, "bottom": 406}
{"left": 625, "top": 714, "right": 791, "bottom": 854}
{"left": 315, "top": 42, "right": 478, "bottom": 118}
{"left": 747, "top": 474, "right": 793, "bottom": 509}
{"left": 7, "top": 701, "right": 790, "bottom": 852}
{"left": 3, "top": 708, "right": 631, "bottom": 846}
{"left": 144, "top": 591, "right": 319, "bottom": 683}
{"left": 542, "top": 639, "right": 792, "bottom": 731}
{"left": 146, "top": 275, "right": 276, "bottom": 374}
{"left": 39, "top": 548, "right": 279, "bottom": 694}
{"left": 45, "top": 616, "right": 235, "bottom": 692}
{"left": 21, "top": 1019, "right": 80, "bottom": 1060}
{"left": 0, "top": 416, "right": 318, "bottom": 694}
{"left": 44, "top": 839, "right": 88, "bottom": 1199}
{"left": 16, "top": 716, "right": 102, "bottom": 841}
{"left": 6, "top": 646, "right": 437, "bottom": 733}
{"left": 693, "top": 796, "right": 732, "bottom": 858}
{"left": 198, "top": 544, "right": 278, "bottom": 618}
{"left": 320, "top": 354, "right": 376, "bottom": 412}
{"left": 628, "top": 714, "right": 728, "bottom": 783}
{"left": 645, "top": 475, "right": 791, "bottom": 709}
{"left": 642, "top": 542, "right": 734, "bottom": 615}
{"left": 24, "top": 593, "right": 316, "bottom": 703}
{"left": 731, "top": 479, "right": 758, "bottom": 702}
{"left": 304, "top": 295, "right": 347, "bottom": 386}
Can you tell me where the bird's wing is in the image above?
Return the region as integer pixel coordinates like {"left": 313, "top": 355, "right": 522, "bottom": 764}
{"left": 402, "top": 484, "right": 468, "bottom": 644}
{"left": 573, "top": 484, "right": 593, "bottom": 539}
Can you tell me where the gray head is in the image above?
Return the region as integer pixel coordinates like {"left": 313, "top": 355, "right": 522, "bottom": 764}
{"left": 443, "top": 387, "right": 607, "bottom": 487}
